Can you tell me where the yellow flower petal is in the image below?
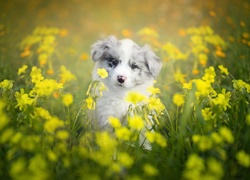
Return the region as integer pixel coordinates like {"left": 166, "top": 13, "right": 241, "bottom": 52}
{"left": 97, "top": 68, "right": 108, "bottom": 79}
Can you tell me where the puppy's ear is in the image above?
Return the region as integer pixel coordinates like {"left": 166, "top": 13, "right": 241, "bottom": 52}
{"left": 91, "top": 36, "right": 117, "bottom": 62}
{"left": 142, "top": 45, "right": 162, "bottom": 78}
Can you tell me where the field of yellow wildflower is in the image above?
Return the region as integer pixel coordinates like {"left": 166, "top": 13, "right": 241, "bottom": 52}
{"left": 0, "top": 0, "right": 250, "bottom": 179}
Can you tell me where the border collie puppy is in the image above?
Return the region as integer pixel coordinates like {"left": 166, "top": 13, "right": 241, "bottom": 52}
{"left": 91, "top": 36, "right": 162, "bottom": 140}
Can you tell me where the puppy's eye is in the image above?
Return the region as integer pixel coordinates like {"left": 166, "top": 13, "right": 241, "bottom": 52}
{"left": 131, "top": 63, "right": 139, "bottom": 70}
{"left": 107, "top": 58, "right": 118, "bottom": 68}
{"left": 108, "top": 62, "right": 113, "bottom": 67}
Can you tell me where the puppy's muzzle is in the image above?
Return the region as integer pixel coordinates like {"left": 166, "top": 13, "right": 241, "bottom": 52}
{"left": 117, "top": 75, "right": 127, "bottom": 84}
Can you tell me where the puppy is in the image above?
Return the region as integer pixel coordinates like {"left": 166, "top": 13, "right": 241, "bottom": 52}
{"left": 90, "top": 36, "right": 162, "bottom": 147}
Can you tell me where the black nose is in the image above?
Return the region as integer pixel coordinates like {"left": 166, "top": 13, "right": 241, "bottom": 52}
{"left": 117, "top": 75, "right": 126, "bottom": 84}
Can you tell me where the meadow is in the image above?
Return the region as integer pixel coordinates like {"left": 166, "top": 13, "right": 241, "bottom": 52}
{"left": 0, "top": 0, "right": 250, "bottom": 179}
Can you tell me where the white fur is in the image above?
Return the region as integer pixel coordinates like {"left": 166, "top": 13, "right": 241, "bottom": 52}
{"left": 90, "top": 36, "right": 162, "bottom": 149}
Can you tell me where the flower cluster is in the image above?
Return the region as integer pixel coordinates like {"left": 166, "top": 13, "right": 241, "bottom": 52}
{"left": 183, "top": 154, "right": 224, "bottom": 180}
{"left": 20, "top": 26, "right": 68, "bottom": 74}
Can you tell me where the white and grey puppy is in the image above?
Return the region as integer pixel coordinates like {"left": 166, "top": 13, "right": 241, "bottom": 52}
{"left": 91, "top": 36, "right": 162, "bottom": 130}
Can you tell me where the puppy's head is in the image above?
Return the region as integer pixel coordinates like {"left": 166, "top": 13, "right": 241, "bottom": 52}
{"left": 91, "top": 36, "right": 162, "bottom": 89}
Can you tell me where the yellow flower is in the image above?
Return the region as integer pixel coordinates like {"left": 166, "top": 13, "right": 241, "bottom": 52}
{"left": 86, "top": 96, "right": 95, "bottom": 110}
{"left": 0, "top": 128, "right": 14, "bottom": 143}
{"left": 17, "top": 65, "right": 28, "bottom": 75}
{"left": 143, "top": 164, "right": 159, "bottom": 176}
{"left": 34, "top": 107, "right": 52, "bottom": 120}
{"left": 30, "top": 79, "right": 63, "bottom": 97}
{"left": 15, "top": 88, "right": 34, "bottom": 111}
{"left": 199, "top": 59, "right": 207, "bottom": 67}
{"left": 198, "top": 53, "right": 208, "bottom": 63}
{"left": 210, "top": 132, "right": 223, "bottom": 145}
{"left": 110, "top": 162, "right": 121, "bottom": 173}
{"left": 174, "top": 71, "right": 186, "bottom": 84}
{"left": 162, "top": 42, "right": 188, "bottom": 61}
{"left": 30, "top": 66, "right": 44, "bottom": 84}
{"left": 20, "top": 136, "right": 40, "bottom": 151}
{"left": 232, "top": 79, "right": 250, "bottom": 93}
{"left": 137, "top": 27, "right": 159, "bottom": 39}
{"left": 59, "top": 66, "right": 77, "bottom": 84}
{"left": 148, "top": 97, "right": 165, "bottom": 114}
{"left": 145, "top": 131, "right": 167, "bottom": 147}
{"left": 109, "top": 116, "right": 122, "bottom": 129}
{"left": 91, "top": 151, "right": 113, "bottom": 167}
{"left": 219, "top": 126, "right": 234, "bottom": 144}
{"left": 183, "top": 81, "right": 192, "bottom": 90}
{"left": 191, "top": 35, "right": 203, "bottom": 45}
{"left": 20, "top": 49, "right": 31, "bottom": 58}
{"left": 185, "top": 154, "right": 205, "bottom": 171}
{"left": 145, "top": 131, "right": 155, "bottom": 143}
{"left": 96, "top": 131, "right": 117, "bottom": 152}
{"left": 11, "top": 132, "right": 23, "bottom": 145}
{"left": 201, "top": 108, "right": 214, "bottom": 121}
{"left": 155, "top": 133, "right": 167, "bottom": 148}
{"left": 37, "top": 44, "right": 54, "bottom": 55}
{"left": 193, "top": 79, "right": 216, "bottom": 98}
{"left": 62, "top": 93, "right": 73, "bottom": 107}
{"left": 0, "top": 113, "right": 9, "bottom": 131}
{"left": 198, "top": 136, "right": 213, "bottom": 151}
{"left": 218, "top": 65, "right": 229, "bottom": 75}
{"left": 186, "top": 141, "right": 223, "bottom": 178}
{"left": 43, "top": 35, "right": 55, "bottom": 44}
{"left": 0, "top": 79, "right": 13, "bottom": 90}
{"left": 207, "top": 158, "right": 224, "bottom": 179}
{"left": 236, "top": 150, "right": 250, "bottom": 167}
{"left": 147, "top": 86, "right": 161, "bottom": 94}
{"left": 44, "top": 117, "right": 65, "bottom": 133}
{"left": 202, "top": 66, "right": 216, "bottom": 84}
{"left": 98, "top": 82, "right": 107, "bottom": 96}
{"left": 118, "top": 152, "right": 134, "bottom": 168}
{"left": 173, "top": 93, "right": 185, "bottom": 107}
{"left": 115, "top": 127, "right": 131, "bottom": 141}
{"left": 192, "top": 134, "right": 201, "bottom": 143}
{"left": 56, "top": 130, "right": 69, "bottom": 140}
{"left": 38, "top": 53, "right": 48, "bottom": 67}
{"left": 128, "top": 115, "right": 144, "bottom": 131}
{"left": 125, "top": 91, "right": 146, "bottom": 105}
{"left": 97, "top": 68, "right": 108, "bottom": 79}
{"left": 212, "top": 89, "right": 231, "bottom": 111}
{"left": 47, "top": 150, "right": 58, "bottom": 162}
{"left": 28, "top": 154, "right": 49, "bottom": 179}
{"left": 215, "top": 49, "right": 226, "bottom": 58}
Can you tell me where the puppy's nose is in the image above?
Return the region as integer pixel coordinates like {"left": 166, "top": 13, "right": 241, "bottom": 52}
{"left": 117, "top": 75, "right": 126, "bottom": 84}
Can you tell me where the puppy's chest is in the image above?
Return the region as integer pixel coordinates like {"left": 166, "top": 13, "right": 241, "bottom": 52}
{"left": 97, "top": 95, "right": 129, "bottom": 118}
